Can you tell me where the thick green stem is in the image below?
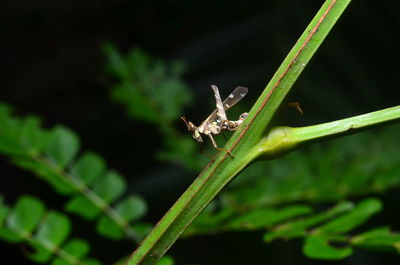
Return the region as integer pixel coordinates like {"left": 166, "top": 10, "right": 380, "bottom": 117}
{"left": 125, "top": 1, "right": 352, "bottom": 264}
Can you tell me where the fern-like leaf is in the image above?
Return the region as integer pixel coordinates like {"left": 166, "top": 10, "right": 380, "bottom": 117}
{"left": 0, "top": 196, "right": 101, "bottom": 265}
{"left": 0, "top": 103, "right": 149, "bottom": 242}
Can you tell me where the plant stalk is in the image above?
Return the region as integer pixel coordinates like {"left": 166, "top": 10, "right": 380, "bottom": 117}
{"left": 125, "top": 1, "right": 352, "bottom": 264}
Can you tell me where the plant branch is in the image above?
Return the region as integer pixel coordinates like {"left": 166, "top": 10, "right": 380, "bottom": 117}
{"left": 255, "top": 105, "right": 400, "bottom": 159}
{"left": 30, "top": 154, "right": 142, "bottom": 242}
{"left": 10, "top": 221, "right": 87, "bottom": 265}
{"left": 125, "top": 1, "right": 352, "bottom": 264}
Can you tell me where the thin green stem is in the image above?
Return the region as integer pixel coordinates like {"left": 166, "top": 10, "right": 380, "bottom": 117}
{"left": 254, "top": 105, "right": 400, "bottom": 160}
{"left": 31, "top": 154, "right": 141, "bottom": 242}
{"left": 15, "top": 230, "right": 87, "bottom": 265}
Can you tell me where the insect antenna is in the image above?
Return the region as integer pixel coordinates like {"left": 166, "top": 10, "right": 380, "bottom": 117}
{"left": 181, "top": 116, "right": 192, "bottom": 131}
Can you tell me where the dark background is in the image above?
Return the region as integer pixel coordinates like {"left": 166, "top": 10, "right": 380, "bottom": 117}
{"left": 1, "top": 0, "right": 400, "bottom": 264}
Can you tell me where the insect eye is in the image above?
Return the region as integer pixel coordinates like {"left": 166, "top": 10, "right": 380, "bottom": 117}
{"left": 239, "top": 113, "right": 248, "bottom": 120}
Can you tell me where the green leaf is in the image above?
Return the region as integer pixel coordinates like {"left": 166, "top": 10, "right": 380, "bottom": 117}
{"left": 51, "top": 239, "right": 92, "bottom": 265}
{"left": 35, "top": 211, "right": 71, "bottom": 249}
{"left": 19, "top": 117, "right": 49, "bottom": 153}
{"left": 27, "top": 240, "right": 53, "bottom": 263}
{"left": 0, "top": 197, "right": 18, "bottom": 242}
{"left": 7, "top": 196, "right": 45, "bottom": 237}
{"left": 263, "top": 201, "right": 354, "bottom": 242}
{"left": 44, "top": 126, "right": 80, "bottom": 168}
{"left": 156, "top": 255, "right": 174, "bottom": 265}
{"left": 303, "top": 234, "right": 353, "bottom": 260}
{"left": 64, "top": 238, "right": 91, "bottom": 257}
{"left": 227, "top": 205, "right": 312, "bottom": 230}
{"left": 116, "top": 195, "right": 147, "bottom": 222}
{"left": 65, "top": 195, "right": 100, "bottom": 220}
{"left": 96, "top": 216, "right": 123, "bottom": 240}
{"left": 0, "top": 119, "right": 26, "bottom": 155}
{"left": 351, "top": 227, "right": 400, "bottom": 253}
{"left": 102, "top": 42, "right": 130, "bottom": 79}
{"left": 93, "top": 171, "right": 126, "bottom": 203}
{"left": 0, "top": 195, "right": 100, "bottom": 264}
{"left": 0, "top": 227, "right": 20, "bottom": 242}
{"left": 71, "top": 152, "right": 105, "bottom": 185}
{"left": 316, "top": 198, "right": 382, "bottom": 234}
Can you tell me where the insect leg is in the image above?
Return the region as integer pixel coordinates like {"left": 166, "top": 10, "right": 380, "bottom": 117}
{"left": 207, "top": 133, "right": 219, "bottom": 149}
{"left": 207, "top": 134, "right": 234, "bottom": 157}
{"left": 288, "top": 102, "right": 304, "bottom": 115}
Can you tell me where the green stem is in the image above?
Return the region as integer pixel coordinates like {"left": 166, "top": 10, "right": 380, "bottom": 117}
{"left": 125, "top": 1, "right": 352, "bottom": 264}
{"left": 15, "top": 230, "right": 86, "bottom": 265}
{"left": 31, "top": 154, "right": 141, "bottom": 242}
{"left": 254, "top": 105, "right": 400, "bottom": 160}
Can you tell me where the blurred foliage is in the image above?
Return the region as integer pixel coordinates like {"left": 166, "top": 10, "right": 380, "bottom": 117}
{"left": 0, "top": 103, "right": 150, "bottom": 242}
{"left": 0, "top": 196, "right": 101, "bottom": 265}
{"left": 225, "top": 124, "right": 400, "bottom": 207}
{"left": 1, "top": 40, "right": 400, "bottom": 263}
{"left": 102, "top": 45, "right": 400, "bottom": 261}
{"left": 182, "top": 125, "right": 400, "bottom": 259}
{"left": 186, "top": 197, "right": 400, "bottom": 259}
{"left": 103, "top": 43, "right": 208, "bottom": 170}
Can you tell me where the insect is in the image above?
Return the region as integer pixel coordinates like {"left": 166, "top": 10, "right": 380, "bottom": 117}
{"left": 181, "top": 85, "right": 248, "bottom": 152}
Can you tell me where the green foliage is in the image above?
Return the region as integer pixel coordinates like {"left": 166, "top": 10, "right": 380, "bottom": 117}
{"left": 303, "top": 234, "right": 353, "bottom": 260}
{"left": 45, "top": 127, "right": 80, "bottom": 168}
{"left": 182, "top": 126, "right": 400, "bottom": 260}
{"left": 2, "top": 7, "right": 400, "bottom": 262}
{"left": 156, "top": 256, "right": 175, "bottom": 265}
{"left": 187, "top": 198, "right": 400, "bottom": 260}
{"left": 301, "top": 198, "right": 382, "bottom": 259}
{"left": 103, "top": 43, "right": 207, "bottom": 169}
{"left": 314, "top": 198, "right": 382, "bottom": 234}
{"left": 0, "top": 196, "right": 101, "bottom": 265}
{"left": 104, "top": 43, "right": 190, "bottom": 123}
{"left": 102, "top": 40, "right": 400, "bottom": 262}
{"left": 224, "top": 125, "right": 400, "bottom": 207}
{"left": 0, "top": 103, "right": 148, "bottom": 242}
{"left": 224, "top": 204, "right": 313, "bottom": 230}
{"left": 351, "top": 227, "right": 400, "bottom": 253}
{"left": 263, "top": 201, "right": 355, "bottom": 242}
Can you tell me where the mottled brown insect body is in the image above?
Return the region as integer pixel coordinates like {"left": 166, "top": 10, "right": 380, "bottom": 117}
{"left": 181, "top": 85, "right": 248, "bottom": 151}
